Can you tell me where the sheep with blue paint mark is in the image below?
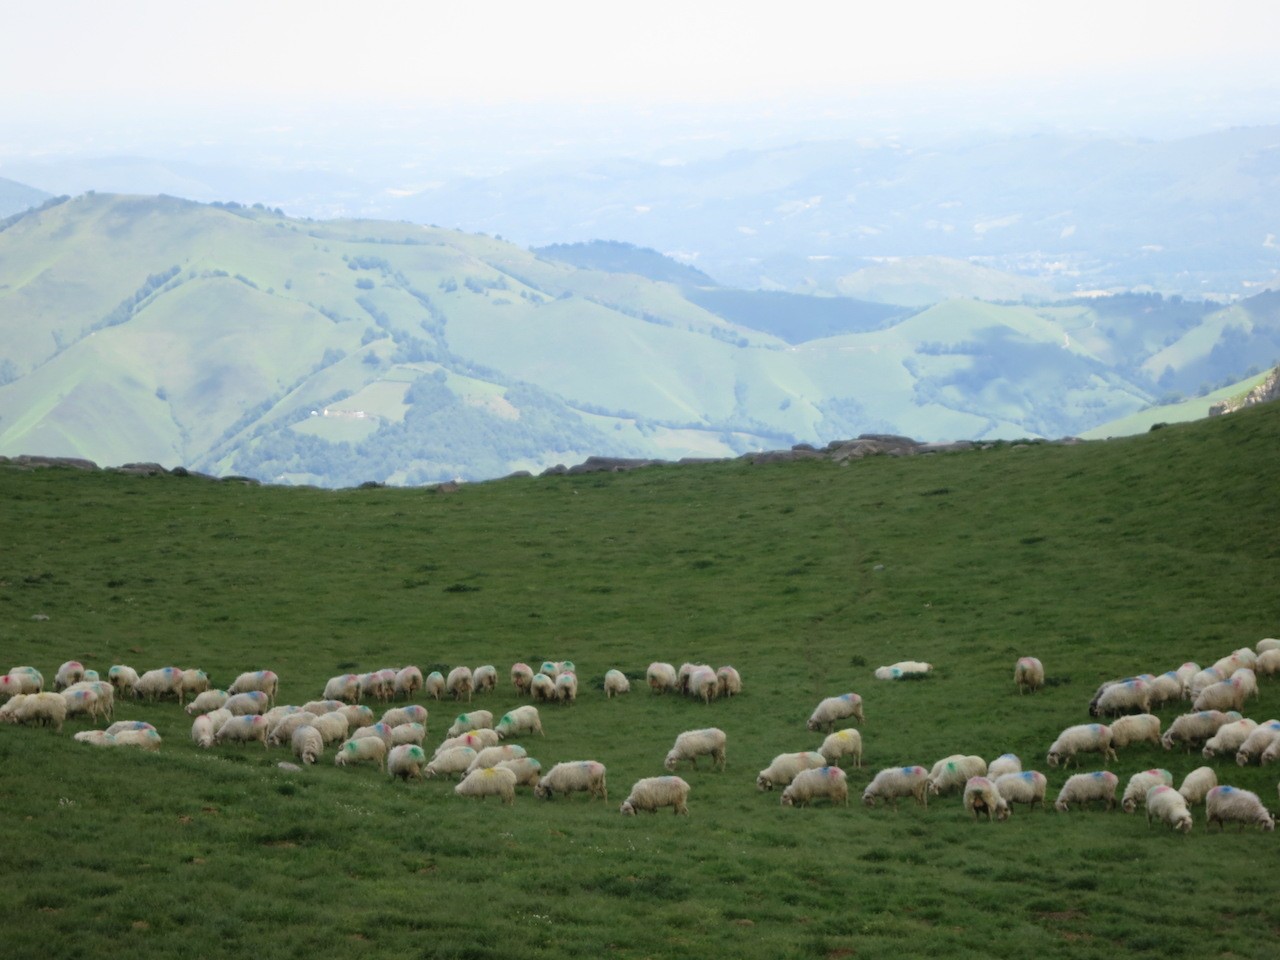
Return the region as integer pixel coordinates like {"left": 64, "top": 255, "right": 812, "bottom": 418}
{"left": 224, "top": 691, "right": 270, "bottom": 716}
{"left": 134, "top": 667, "right": 184, "bottom": 704}
{"left": 874, "top": 660, "right": 932, "bottom": 680}
{"left": 757, "top": 752, "right": 826, "bottom": 791}
{"left": 383, "top": 704, "right": 428, "bottom": 729}
{"left": 1162, "top": 710, "right": 1235, "bottom": 752}
{"left": 1046, "top": 724, "right": 1116, "bottom": 768}
{"left": 215, "top": 714, "right": 268, "bottom": 748}
{"left": 862, "top": 766, "right": 930, "bottom": 809}
{"left": 111, "top": 728, "right": 162, "bottom": 750}
{"left": 993, "top": 771, "right": 1047, "bottom": 811}
{"left": 1145, "top": 785, "right": 1193, "bottom": 832}
{"left": 324, "top": 673, "right": 361, "bottom": 703}
{"left": 1054, "top": 771, "right": 1118, "bottom": 812}
{"left": 227, "top": 670, "right": 278, "bottom": 706}
{"left": 1206, "top": 785, "right": 1275, "bottom": 831}
{"left": 1193, "top": 678, "right": 1247, "bottom": 714}
{"left": 807, "top": 693, "right": 864, "bottom": 732}
{"left": 781, "top": 766, "right": 849, "bottom": 808}
{"left": 620, "top": 776, "right": 690, "bottom": 815}
{"left": 1202, "top": 719, "right": 1258, "bottom": 759}
{"left": 987, "top": 754, "right": 1022, "bottom": 779}
{"left": 1092, "top": 678, "right": 1151, "bottom": 717}
{"left": 1121, "top": 769, "right": 1174, "bottom": 813}
{"left": 349, "top": 721, "right": 394, "bottom": 748}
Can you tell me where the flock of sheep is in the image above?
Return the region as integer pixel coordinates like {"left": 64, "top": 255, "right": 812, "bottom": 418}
{"left": 2, "top": 645, "right": 1278, "bottom": 830}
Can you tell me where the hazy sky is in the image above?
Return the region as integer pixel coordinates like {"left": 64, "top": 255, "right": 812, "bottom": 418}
{"left": 7, "top": 0, "right": 1278, "bottom": 110}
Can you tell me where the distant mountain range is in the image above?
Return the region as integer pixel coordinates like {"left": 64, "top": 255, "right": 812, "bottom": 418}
{"left": 1, "top": 193, "right": 1277, "bottom": 486}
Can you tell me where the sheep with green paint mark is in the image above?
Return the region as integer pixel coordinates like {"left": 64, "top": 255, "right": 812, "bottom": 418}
{"left": 874, "top": 660, "right": 932, "bottom": 680}
{"left": 555, "top": 671, "right": 579, "bottom": 704}
{"left": 447, "top": 710, "right": 493, "bottom": 737}
{"left": 334, "top": 735, "right": 387, "bottom": 770}
{"left": 781, "top": 766, "right": 848, "bottom": 808}
{"left": 620, "top": 776, "right": 690, "bottom": 815}
{"left": 1122, "top": 769, "right": 1173, "bottom": 813}
{"left": 387, "top": 744, "right": 428, "bottom": 780}
{"left": 111, "top": 728, "right": 162, "bottom": 750}
{"left": 926, "top": 755, "right": 987, "bottom": 796}
{"left": 496, "top": 705, "right": 543, "bottom": 739}
{"left": 455, "top": 766, "right": 517, "bottom": 804}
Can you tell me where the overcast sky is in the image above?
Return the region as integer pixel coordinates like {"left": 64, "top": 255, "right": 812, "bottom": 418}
{"left": 7, "top": 0, "right": 1278, "bottom": 109}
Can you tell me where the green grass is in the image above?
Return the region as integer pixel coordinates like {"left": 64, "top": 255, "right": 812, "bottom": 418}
{"left": 1, "top": 402, "right": 1279, "bottom": 958}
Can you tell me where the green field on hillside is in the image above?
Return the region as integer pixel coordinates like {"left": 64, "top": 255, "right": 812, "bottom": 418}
{"left": 1, "top": 396, "right": 1278, "bottom": 959}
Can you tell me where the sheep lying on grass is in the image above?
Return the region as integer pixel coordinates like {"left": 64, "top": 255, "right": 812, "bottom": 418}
{"left": 757, "top": 752, "right": 826, "bottom": 791}
{"left": 1054, "top": 771, "right": 1119, "bottom": 812}
{"left": 874, "top": 661, "right": 932, "bottom": 680}
{"left": 781, "top": 766, "right": 848, "bottom": 808}
{"left": 665, "top": 728, "right": 727, "bottom": 772}
{"left": 1121, "top": 769, "right": 1173, "bottom": 813}
{"left": 1145, "top": 785, "right": 1193, "bottom": 832}
{"left": 620, "top": 776, "right": 690, "bottom": 815}
{"left": 1205, "top": 786, "right": 1275, "bottom": 831}
{"left": 807, "top": 693, "right": 863, "bottom": 732}
{"left": 963, "top": 776, "right": 1010, "bottom": 821}
{"left": 862, "top": 766, "right": 929, "bottom": 809}
{"left": 455, "top": 766, "right": 517, "bottom": 804}
{"left": 534, "top": 761, "right": 608, "bottom": 802}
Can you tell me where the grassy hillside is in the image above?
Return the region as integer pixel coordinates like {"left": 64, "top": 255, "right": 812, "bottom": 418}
{"left": 1, "top": 193, "right": 1275, "bottom": 485}
{"left": 1, "top": 402, "right": 1278, "bottom": 958}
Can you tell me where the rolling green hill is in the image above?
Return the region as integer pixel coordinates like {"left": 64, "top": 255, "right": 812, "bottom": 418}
{"left": 1, "top": 193, "right": 1276, "bottom": 486}
{"left": 0, "top": 402, "right": 1277, "bottom": 958}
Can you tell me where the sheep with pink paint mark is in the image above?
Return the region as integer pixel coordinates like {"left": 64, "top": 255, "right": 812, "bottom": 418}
{"left": 133, "top": 667, "right": 184, "bottom": 704}
{"left": 807, "top": 693, "right": 864, "bottom": 732}
{"left": 862, "top": 766, "right": 930, "bottom": 809}
{"left": 1121, "top": 769, "right": 1173, "bottom": 813}
{"left": 781, "top": 766, "right": 849, "bottom": 808}
{"left": 1193, "top": 678, "right": 1247, "bottom": 714}
{"left": 323, "top": 674, "right": 361, "bottom": 703}
{"left": 1145, "top": 785, "right": 1193, "bottom": 832}
{"left": 963, "top": 776, "right": 1009, "bottom": 821}
{"left": 1046, "top": 724, "right": 1116, "bottom": 768}
{"left": 1054, "top": 771, "right": 1119, "bottom": 812}
{"left": 1205, "top": 786, "right": 1275, "bottom": 831}
{"left": 53, "top": 660, "right": 85, "bottom": 692}
{"left": 1091, "top": 678, "right": 1152, "bottom": 718}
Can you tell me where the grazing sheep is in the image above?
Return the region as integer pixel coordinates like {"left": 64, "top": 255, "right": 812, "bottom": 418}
{"left": 0, "top": 693, "right": 27, "bottom": 722}
{"left": 334, "top": 735, "right": 388, "bottom": 770}
{"left": 0, "top": 676, "right": 29, "bottom": 702}
{"left": 819, "top": 729, "right": 863, "bottom": 769}
{"left": 1185, "top": 667, "right": 1224, "bottom": 702}
{"left": 447, "top": 710, "right": 494, "bottom": 737}
{"left": 927, "top": 755, "right": 988, "bottom": 796}
{"left": 988, "top": 754, "right": 1022, "bottom": 779}
{"left": 323, "top": 674, "right": 361, "bottom": 703}
{"left": 1146, "top": 785, "right": 1193, "bottom": 832}
{"left": 387, "top": 744, "right": 428, "bottom": 781}
{"left": 676, "top": 662, "right": 703, "bottom": 694}
{"left": 185, "top": 690, "right": 229, "bottom": 716}
{"left": 1255, "top": 649, "right": 1280, "bottom": 677}
{"left": 534, "top": 761, "right": 608, "bottom": 802}
{"left": 685, "top": 666, "right": 718, "bottom": 704}
{"left": 447, "top": 666, "right": 474, "bottom": 702}
{"left": 1178, "top": 766, "right": 1218, "bottom": 805}
{"left": 1121, "top": 769, "right": 1174, "bottom": 813}
{"left": 530, "top": 673, "right": 557, "bottom": 702}
{"left": 61, "top": 688, "right": 106, "bottom": 725}
{"left": 715, "top": 666, "right": 742, "bottom": 698}
{"left": 1258, "top": 638, "right": 1280, "bottom": 654}
{"left": 215, "top": 714, "right": 269, "bottom": 748}
{"left": 1144, "top": 671, "right": 1183, "bottom": 707}
{"left": 112, "top": 728, "right": 162, "bottom": 750}
{"left": 1092, "top": 679, "right": 1152, "bottom": 717}
{"left": 224, "top": 691, "right": 270, "bottom": 716}
{"left": 863, "top": 766, "right": 930, "bottom": 809}
{"left": 1046, "top": 724, "right": 1116, "bottom": 768}
{"left": 393, "top": 666, "right": 424, "bottom": 700}
{"left": 434, "top": 729, "right": 499, "bottom": 754}
{"left": 1202, "top": 719, "right": 1259, "bottom": 759}
{"left": 424, "top": 671, "right": 446, "bottom": 701}
{"left": 350, "top": 722, "right": 394, "bottom": 748}
{"left": 555, "top": 671, "right": 579, "bottom": 704}
{"left": 1054, "top": 771, "right": 1119, "bottom": 812}
{"left": 495, "top": 705, "right": 543, "bottom": 739}
{"left": 1193, "top": 679, "right": 1247, "bottom": 714}
{"left": 757, "top": 751, "right": 827, "bottom": 791}
{"left": 496, "top": 756, "right": 542, "bottom": 787}
{"left": 426, "top": 746, "right": 479, "bottom": 780}
{"left": 263, "top": 706, "right": 303, "bottom": 731}
{"left": 382, "top": 705, "right": 428, "bottom": 729}
{"left": 1109, "top": 714, "right": 1162, "bottom": 749}
{"left": 107, "top": 665, "right": 139, "bottom": 697}
{"left": 53, "top": 660, "right": 86, "bottom": 692}
{"left": 1174, "top": 661, "right": 1200, "bottom": 696}
{"left": 963, "top": 776, "right": 1010, "bottom": 821}
{"left": 782, "top": 766, "right": 849, "bottom": 808}
{"left": 227, "top": 670, "right": 279, "bottom": 706}
{"left": 134, "top": 667, "right": 185, "bottom": 704}
{"left": 1162, "top": 710, "right": 1235, "bottom": 752}
{"left": 472, "top": 665, "right": 498, "bottom": 694}
{"left": 191, "top": 714, "right": 217, "bottom": 749}
{"left": 539, "top": 661, "right": 559, "bottom": 678}
{"left": 267, "top": 711, "right": 319, "bottom": 746}
{"left": 465, "top": 744, "right": 528, "bottom": 774}
{"left": 604, "top": 669, "right": 631, "bottom": 698}
{"left": 511, "top": 663, "right": 534, "bottom": 695}
{"left": 1013, "top": 657, "right": 1044, "bottom": 694}
{"left": 12, "top": 692, "right": 68, "bottom": 732}
{"left": 1211, "top": 649, "right": 1256, "bottom": 676}
{"left": 807, "top": 693, "right": 864, "bottom": 732}
{"left": 620, "top": 776, "right": 690, "bottom": 815}
{"left": 1229, "top": 668, "right": 1259, "bottom": 702}
{"left": 336, "top": 704, "right": 375, "bottom": 730}
{"left": 202, "top": 709, "right": 233, "bottom": 735}
{"left": 874, "top": 660, "right": 933, "bottom": 680}
{"left": 1205, "top": 786, "right": 1275, "bottom": 832}
{"left": 292, "top": 724, "right": 324, "bottom": 765}
{"left": 664, "top": 728, "right": 727, "bottom": 772}
{"left": 180, "top": 669, "right": 210, "bottom": 698}
{"left": 993, "top": 771, "right": 1048, "bottom": 811}
{"left": 8, "top": 666, "right": 44, "bottom": 690}
{"left": 391, "top": 723, "right": 426, "bottom": 747}
{"left": 646, "top": 662, "right": 677, "bottom": 694}
{"left": 1236, "top": 720, "right": 1280, "bottom": 766}
{"left": 301, "top": 699, "right": 344, "bottom": 716}
{"left": 309, "top": 711, "right": 350, "bottom": 745}
{"left": 454, "top": 766, "right": 517, "bottom": 804}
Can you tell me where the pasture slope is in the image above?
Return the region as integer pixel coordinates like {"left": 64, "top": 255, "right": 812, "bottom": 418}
{"left": 1, "top": 401, "right": 1278, "bottom": 959}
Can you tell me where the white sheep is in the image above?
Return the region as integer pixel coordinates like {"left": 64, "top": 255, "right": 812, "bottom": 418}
{"left": 359, "top": 670, "right": 394, "bottom": 703}
{"left": 862, "top": 766, "right": 930, "bottom": 809}
{"left": 1161, "top": 710, "right": 1234, "bottom": 752}
{"left": 1186, "top": 667, "right": 1224, "bottom": 701}
{"left": 336, "top": 704, "right": 375, "bottom": 730}
{"left": 646, "top": 662, "right": 677, "bottom": 694}
{"left": 323, "top": 674, "right": 361, "bottom": 703}
{"left": 927, "top": 755, "right": 988, "bottom": 796}
{"left": 394, "top": 666, "right": 424, "bottom": 700}
{"left": 1108, "top": 714, "right": 1162, "bottom": 749}
{"left": 215, "top": 714, "right": 268, "bottom": 748}
{"left": 454, "top": 766, "right": 517, "bottom": 804}
{"left": 268, "top": 712, "right": 320, "bottom": 746}
{"left": 382, "top": 704, "right": 428, "bottom": 729}
{"left": 133, "top": 667, "right": 185, "bottom": 704}
{"left": 309, "top": 711, "right": 350, "bottom": 745}
{"left": 0, "top": 693, "right": 27, "bottom": 722}
{"left": 1229, "top": 668, "right": 1258, "bottom": 701}
{"left": 538, "top": 661, "right": 559, "bottom": 678}
{"left": 1013, "top": 657, "right": 1044, "bottom": 694}
{"left": 496, "top": 756, "right": 542, "bottom": 787}
{"left": 555, "top": 671, "right": 579, "bottom": 704}
{"left": 12, "top": 692, "right": 68, "bottom": 732}
{"left": 533, "top": 761, "right": 608, "bottom": 801}
{"left": 874, "top": 660, "right": 933, "bottom": 680}
{"left": 1054, "top": 771, "right": 1119, "bottom": 812}
{"left": 387, "top": 744, "right": 428, "bottom": 780}
{"left": 1177, "top": 766, "right": 1218, "bottom": 805}
{"left": 8, "top": 666, "right": 43, "bottom": 691}
{"left": 715, "top": 666, "right": 742, "bottom": 697}
{"left": 1211, "top": 649, "right": 1256, "bottom": 676}
{"left": 1046, "top": 724, "right": 1116, "bottom": 768}
{"left": 227, "top": 670, "right": 279, "bottom": 706}
{"left": 292, "top": 724, "right": 324, "bottom": 765}
{"left": 433, "top": 729, "right": 499, "bottom": 755}
{"left": 74, "top": 730, "right": 115, "bottom": 747}
{"left": 61, "top": 688, "right": 106, "bottom": 725}
{"left": 963, "top": 776, "right": 1010, "bottom": 821}
{"left": 818, "top": 729, "right": 863, "bottom": 768}
{"left": 424, "top": 671, "right": 446, "bottom": 700}
{"left": 202, "top": 709, "right": 233, "bottom": 735}
{"left": 447, "top": 710, "right": 494, "bottom": 737}
{"left": 472, "top": 665, "right": 498, "bottom": 694}
{"left": 1145, "top": 671, "right": 1184, "bottom": 706}
{"left": 1174, "top": 661, "right": 1200, "bottom": 696}
{"left": 426, "top": 746, "right": 479, "bottom": 780}
{"left": 993, "top": 771, "right": 1047, "bottom": 811}
{"left": 1193, "top": 678, "right": 1247, "bottom": 713}
{"left": 807, "top": 693, "right": 864, "bottom": 732}
{"left": 604, "top": 669, "right": 631, "bottom": 698}
{"left": 301, "top": 698, "right": 344, "bottom": 716}
{"left": 1257, "top": 638, "right": 1280, "bottom": 654}
{"left": 685, "top": 666, "right": 717, "bottom": 704}
{"left": 391, "top": 723, "right": 426, "bottom": 747}
{"left": 185, "top": 690, "right": 229, "bottom": 716}
{"left": 1145, "top": 785, "right": 1193, "bottom": 832}
{"left": 224, "top": 691, "right": 270, "bottom": 716}
{"left": 334, "top": 736, "right": 388, "bottom": 770}
{"left": 350, "top": 722, "right": 394, "bottom": 748}
{"left": 1205, "top": 786, "right": 1275, "bottom": 831}
{"left": 1121, "top": 769, "right": 1174, "bottom": 813}
{"left": 782, "top": 766, "right": 849, "bottom": 808}
{"left": 1201, "top": 719, "right": 1258, "bottom": 759}
{"left": 1236, "top": 720, "right": 1280, "bottom": 765}
{"left": 664, "top": 728, "right": 727, "bottom": 772}
{"left": 620, "top": 776, "right": 690, "bottom": 815}
{"left": 495, "top": 705, "right": 543, "bottom": 739}
{"left": 1092, "top": 679, "right": 1152, "bottom": 717}
{"left": 53, "top": 660, "right": 85, "bottom": 691}
{"left": 107, "top": 665, "right": 139, "bottom": 697}
{"left": 465, "top": 744, "right": 528, "bottom": 774}
{"left": 1255, "top": 649, "right": 1280, "bottom": 677}
{"left": 191, "top": 714, "right": 217, "bottom": 749}
{"left": 987, "top": 754, "right": 1022, "bottom": 779}
{"left": 446, "top": 666, "right": 473, "bottom": 702}
{"left": 106, "top": 720, "right": 157, "bottom": 736}
{"left": 530, "top": 673, "right": 557, "bottom": 703}
{"left": 180, "top": 669, "right": 210, "bottom": 698}
{"left": 756, "top": 751, "right": 827, "bottom": 791}
{"left": 511, "top": 662, "right": 534, "bottom": 695}
{"left": 111, "top": 728, "right": 162, "bottom": 750}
